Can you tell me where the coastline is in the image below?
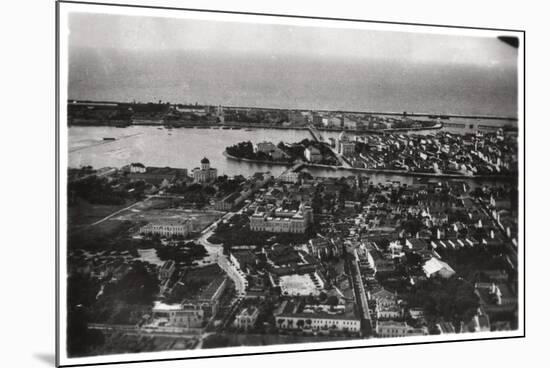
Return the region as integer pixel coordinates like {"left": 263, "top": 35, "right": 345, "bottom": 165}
{"left": 69, "top": 121, "right": 444, "bottom": 134}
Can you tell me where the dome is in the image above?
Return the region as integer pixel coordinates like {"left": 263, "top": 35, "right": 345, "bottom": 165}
{"left": 201, "top": 157, "right": 210, "bottom": 164}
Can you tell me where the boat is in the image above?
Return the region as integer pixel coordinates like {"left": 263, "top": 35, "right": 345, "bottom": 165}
{"left": 102, "top": 137, "right": 116, "bottom": 141}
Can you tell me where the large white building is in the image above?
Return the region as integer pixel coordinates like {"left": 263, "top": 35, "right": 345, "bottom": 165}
{"left": 139, "top": 219, "right": 194, "bottom": 237}
{"left": 249, "top": 204, "right": 313, "bottom": 234}
{"left": 193, "top": 157, "right": 217, "bottom": 184}
{"left": 274, "top": 302, "right": 361, "bottom": 333}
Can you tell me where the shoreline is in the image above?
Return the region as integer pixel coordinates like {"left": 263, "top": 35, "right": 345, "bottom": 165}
{"left": 69, "top": 121, "right": 445, "bottom": 134}
{"left": 224, "top": 150, "right": 516, "bottom": 181}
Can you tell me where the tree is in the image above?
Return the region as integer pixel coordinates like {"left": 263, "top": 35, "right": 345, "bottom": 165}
{"left": 327, "top": 295, "right": 339, "bottom": 307}
{"left": 297, "top": 320, "right": 305, "bottom": 329}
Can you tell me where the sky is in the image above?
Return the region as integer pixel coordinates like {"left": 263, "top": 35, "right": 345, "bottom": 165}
{"left": 67, "top": 12, "right": 518, "bottom": 116}
{"left": 69, "top": 13, "right": 517, "bottom": 66}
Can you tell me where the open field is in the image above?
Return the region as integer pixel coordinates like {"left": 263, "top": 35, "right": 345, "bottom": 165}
{"left": 68, "top": 197, "right": 140, "bottom": 229}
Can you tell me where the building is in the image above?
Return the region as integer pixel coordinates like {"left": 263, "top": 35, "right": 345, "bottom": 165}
{"left": 139, "top": 219, "right": 194, "bottom": 237}
{"left": 304, "top": 146, "right": 323, "bottom": 163}
{"left": 127, "top": 166, "right": 188, "bottom": 186}
{"left": 191, "top": 276, "right": 228, "bottom": 316}
{"left": 274, "top": 301, "right": 361, "bottom": 333}
{"left": 234, "top": 306, "right": 260, "bottom": 330}
{"left": 254, "top": 141, "right": 287, "bottom": 161}
{"left": 151, "top": 301, "right": 204, "bottom": 329}
{"left": 193, "top": 157, "right": 217, "bottom": 184}
{"left": 130, "top": 162, "right": 146, "bottom": 173}
{"left": 280, "top": 171, "right": 300, "bottom": 184}
{"left": 377, "top": 303, "right": 402, "bottom": 320}
{"left": 376, "top": 321, "right": 428, "bottom": 338}
{"left": 422, "top": 257, "right": 456, "bottom": 278}
{"left": 339, "top": 141, "right": 356, "bottom": 156}
{"left": 288, "top": 110, "right": 307, "bottom": 125}
{"left": 370, "top": 288, "right": 398, "bottom": 308}
{"left": 159, "top": 260, "right": 176, "bottom": 281}
{"left": 249, "top": 204, "right": 313, "bottom": 234}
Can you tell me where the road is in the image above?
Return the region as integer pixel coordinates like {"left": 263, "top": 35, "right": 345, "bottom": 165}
{"left": 196, "top": 209, "right": 248, "bottom": 297}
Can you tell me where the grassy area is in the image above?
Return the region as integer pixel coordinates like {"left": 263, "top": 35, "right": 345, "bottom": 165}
{"left": 68, "top": 197, "right": 138, "bottom": 229}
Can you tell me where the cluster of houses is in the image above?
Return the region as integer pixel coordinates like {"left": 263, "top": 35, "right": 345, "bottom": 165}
{"left": 324, "top": 131, "right": 518, "bottom": 176}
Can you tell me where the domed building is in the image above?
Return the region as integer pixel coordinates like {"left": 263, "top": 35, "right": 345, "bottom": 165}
{"left": 193, "top": 157, "right": 218, "bottom": 184}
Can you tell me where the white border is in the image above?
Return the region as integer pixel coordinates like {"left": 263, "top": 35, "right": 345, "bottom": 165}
{"left": 57, "top": 2, "right": 525, "bottom": 366}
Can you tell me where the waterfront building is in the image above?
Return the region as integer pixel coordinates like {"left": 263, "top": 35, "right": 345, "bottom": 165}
{"left": 279, "top": 171, "right": 300, "bottom": 184}
{"left": 255, "top": 141, "right": 278, "bottom": 154}
{"left": 139, "top": 218, "right": 194, "bottom": 237}
{"left": 193, "top": 157, "right": 217, "bottom": 184}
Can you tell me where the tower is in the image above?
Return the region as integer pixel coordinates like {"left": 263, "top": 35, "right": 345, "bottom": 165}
{"left": 201, "top": 157, "right": 210, "bottom": 171}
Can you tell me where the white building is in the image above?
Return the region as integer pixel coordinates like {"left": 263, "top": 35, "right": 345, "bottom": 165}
{"left": 376, "top": 321, "right": 428, "bottom": 338}
{"left": 275, "top": 303, "right": 361, "bottom": 333}
{"left": 280, "top": 171, "right": 300, "bottom": 184}
{"left": 422, "top": 257, "right": 456, "bottom": 278}
{"left": 130, "top": 162, "right": 146, "bottom": 173}
{"left": 193, "top": 157, "right": 217, "bottom": 184}
{"left": 139, "top": 219, "right": 194, "bottom": 237}
{"left": 304, "top": 146, "right": 322, "bottom": 163}
{"left": 234, "top": 306, "right": 260, "bottom": 330}
{"left": 151, "top": 301, "right": 204, "bottom": 329}
{"left": 249, "top": 204, "right": 313, "bottom": 234}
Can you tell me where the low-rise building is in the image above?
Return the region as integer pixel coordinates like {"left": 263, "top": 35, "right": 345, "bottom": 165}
{"left": 422, "top": 257, "right": 456, "bottom": 278}
{"left": 274, "top": 301, "right": 361, "bottom": 333}
{"left": 304, "top": 146, "right": 323, "bottom": 163}
{"left": 159, "top": 260, "right": 176, "bottom": 281}
{"left": 139, "top": 219, "right": 194, "bottom": 237}
{"left": 376, "top": 321, "right": 428, "bottom": 338}
{"left": 234, "top": 306, "right": 260, "bottom": 330}
{"left": 151, "top": 301, "right": 204, "bottom": 329}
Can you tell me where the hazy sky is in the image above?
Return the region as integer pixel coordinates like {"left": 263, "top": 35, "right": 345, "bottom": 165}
{"left": 69, "top": 13, "right": 517, "bottom": 66}
{"left": 67, "top": 12, "right": 518, "bottom": 115}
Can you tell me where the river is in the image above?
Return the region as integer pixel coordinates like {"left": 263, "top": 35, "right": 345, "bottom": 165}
{"left": 68, "top": 123, "right": 516, "bottom": 185}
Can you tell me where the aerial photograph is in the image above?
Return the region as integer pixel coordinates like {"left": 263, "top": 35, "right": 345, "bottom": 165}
{"left": 61, "top": 4, "right": 522, "bottom": 362}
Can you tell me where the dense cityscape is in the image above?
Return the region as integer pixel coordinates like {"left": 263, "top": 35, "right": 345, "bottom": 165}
{"left": 66, "top": 100, "right": 518, "bottom": 356}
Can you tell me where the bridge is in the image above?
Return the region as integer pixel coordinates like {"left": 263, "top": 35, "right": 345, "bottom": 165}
{"left": 307, "top": 124, "right": 325, "bottom": 143}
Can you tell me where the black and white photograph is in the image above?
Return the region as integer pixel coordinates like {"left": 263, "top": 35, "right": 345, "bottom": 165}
{"left": 54, "top": 1, "right": 524, "bottom": 366}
